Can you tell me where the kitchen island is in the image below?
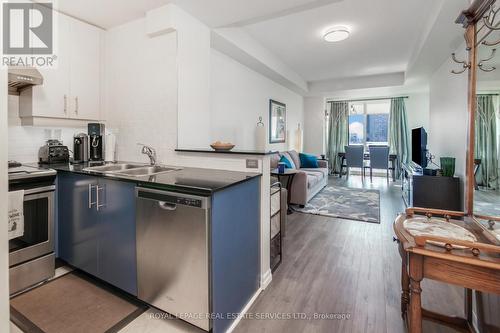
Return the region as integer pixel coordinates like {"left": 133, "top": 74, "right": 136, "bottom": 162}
{"left": 46, "top": 162, "right": 261, "bottom": 333}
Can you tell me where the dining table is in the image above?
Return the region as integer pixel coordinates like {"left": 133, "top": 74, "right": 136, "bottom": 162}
{"left": 337, "top": 152, "right": 398, "bottom": 181}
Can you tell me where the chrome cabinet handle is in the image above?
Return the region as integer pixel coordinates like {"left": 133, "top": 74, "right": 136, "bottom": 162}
{"left": 64, "top": 95, "right": 68, "bottom": 114}
{"left": 75, "top": 96, "right": 79, "bottom": 115}
{"left": 88, "top": 184, "right": 97, "bottom": 209}
{"left": 96, "top": 185, "right": 106, "bottom": 211}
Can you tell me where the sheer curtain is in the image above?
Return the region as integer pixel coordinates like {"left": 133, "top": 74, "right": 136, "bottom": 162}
{"left": 476, "top": 95, "right": 498, "bottom": 189}
{"left": 326, "top": 101, "right": 349, "bottom": 174}
{"left": 388, "top": 97, "right": 410, "bottom": 179}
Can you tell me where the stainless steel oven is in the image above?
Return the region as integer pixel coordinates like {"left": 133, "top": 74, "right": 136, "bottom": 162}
{"left": 8, "top": 165, "right": 56, "bottom": 294}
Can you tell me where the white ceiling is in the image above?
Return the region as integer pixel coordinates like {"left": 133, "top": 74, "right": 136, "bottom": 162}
{"left": 175, "top": 0, "right": 341, "bottom": 27}
{"left": 243, "top": 0, "right": 440, "bottom": 82}
{"left": 48, "top": 0, "right": 341, "bottom": 30}
{"left": 45, "top": 0, "right": 172, "bottom": 29}
{"left": 49, "top": 0, "right": 469, "bottom": 93}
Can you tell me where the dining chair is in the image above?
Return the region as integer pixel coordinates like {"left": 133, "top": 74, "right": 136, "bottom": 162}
{"left": 344, "top": 145, "right": 365, "bottom": 179}
{"left": 368, "top": 145, "right": 390, "bottom": 181}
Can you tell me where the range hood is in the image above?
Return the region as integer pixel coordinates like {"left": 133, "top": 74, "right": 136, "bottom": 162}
{"left": 8, "top": 67, "right": 44, "bottom": 95}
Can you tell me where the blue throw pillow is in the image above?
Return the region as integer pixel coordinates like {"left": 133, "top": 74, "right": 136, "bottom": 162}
{"left": 299, "top": 153, "right": 319, "bottom": 168}
{"left": 279, "top": 155, "right": 293, "bottom": 169}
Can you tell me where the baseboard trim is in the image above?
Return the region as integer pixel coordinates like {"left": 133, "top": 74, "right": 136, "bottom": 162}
{"left": 260, "top": 269, "right": 272, "bottom": 289}
{"left": 225, "top": 288, "right": 262, "bottom": 333}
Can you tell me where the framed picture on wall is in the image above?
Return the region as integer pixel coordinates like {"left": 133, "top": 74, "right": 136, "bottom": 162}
{"left": 269, "top": 99, "right": 286, "bottom": 143}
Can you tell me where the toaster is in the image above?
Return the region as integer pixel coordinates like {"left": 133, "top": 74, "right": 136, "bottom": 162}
{"left": 38, "top": 140, "right": 70, "bottom": 164}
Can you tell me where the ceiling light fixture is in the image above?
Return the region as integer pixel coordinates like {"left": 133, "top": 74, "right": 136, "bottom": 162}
{"left": 323, "top": 26, "right": 350, "bottom": 42}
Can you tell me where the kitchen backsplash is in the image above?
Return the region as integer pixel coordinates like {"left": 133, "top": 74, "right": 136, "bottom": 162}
{"left": 8, "top": 95, "right": 85, "bottom": 163}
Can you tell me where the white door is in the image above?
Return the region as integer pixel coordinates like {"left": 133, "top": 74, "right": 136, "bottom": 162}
{"left": 27, "top": 13, "right": 71, "bottom": 119}
{"left": 69, "top": 17, "right": 101, "bottom": 120}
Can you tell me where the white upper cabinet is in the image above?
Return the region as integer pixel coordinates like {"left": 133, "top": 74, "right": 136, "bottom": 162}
{"left": 21, "top": 14, "right": 71, "bottom": 119}
{"left": 20, "top": 11, "right": 103, "bottom": 123}
{"left": 68, "top": 17, "right": 101, "bottom": 120}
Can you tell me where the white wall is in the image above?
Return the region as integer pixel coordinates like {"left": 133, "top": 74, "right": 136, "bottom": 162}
{"left": 103, "top": 17, "right": 178, "bottom": 164}
{"left": 172, "top": 6, "right": 212, "bottom": 149}
{"left": 406, "top": 91, "right": 430, "bottom": 131}
{"left": 8, "top": 96, "right": 85, "bottom": 163}
{"left": 212, "top": 27, "right": 308, "bottom": 95}
{"left": 0, "top": 62, "right": 10, "bottom": 333}
{"left": 303, "top": 96, "right": 326, "bottom": 155}
{"left": 210, "top": 49, "right": 304, "bottom": 152}
{"left": 428, "top": 43, "right": 468, "bottom": 199}
{"left": 302, "top": 90, "right": 430, "bottom": 156}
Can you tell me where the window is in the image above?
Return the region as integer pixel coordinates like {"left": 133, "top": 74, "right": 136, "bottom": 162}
{"left": 348, "top": 103, "right": 364, "bottom": 144}
{"left": 348, "top": 100, "right": 390, "bottom": 146}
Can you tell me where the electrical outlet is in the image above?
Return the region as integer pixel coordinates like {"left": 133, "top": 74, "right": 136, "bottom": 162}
{"left": 246, "top": 159, "right": 259, "bottom": 169}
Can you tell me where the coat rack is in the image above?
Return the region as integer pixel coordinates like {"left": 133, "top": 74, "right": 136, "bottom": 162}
{"left": 452, "top": 2, "right": 500, "bottom": 74}
{"left": 481, "top": 4, "right": 500, "bottom": 46}
{"left": 479, "top": 48, "right": 497, "bottom": 71}
{"left": 451, "top": 52, "right": 471, "bottom": 74}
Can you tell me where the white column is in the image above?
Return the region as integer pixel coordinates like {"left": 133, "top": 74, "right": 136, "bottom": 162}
{"left": 0, "top": 8, "right": 11, "bottom": 328}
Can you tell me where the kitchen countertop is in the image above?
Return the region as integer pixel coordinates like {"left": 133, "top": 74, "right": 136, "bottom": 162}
{"left": 175, "top": 148, "right": 277, "bottom": 155}
{"left": 35, "top": 162, "right": 261, "bottom": 196}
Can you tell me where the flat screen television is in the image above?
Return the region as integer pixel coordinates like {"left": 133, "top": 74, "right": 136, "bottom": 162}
{"left": 412, "top": 127, "right": 428, "bottom": 168}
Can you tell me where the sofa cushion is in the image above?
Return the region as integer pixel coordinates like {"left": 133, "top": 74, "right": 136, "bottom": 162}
{"left": 306, "top": 172, "right": 323, "bottom": 188}
{"left": 302, "top": 168, "right": 329, "bottom": 178}
{"left": 279, "top": 155, "right": 293, "bottom": 169}
{"left": 281, "top": 152, "right": 297, "bottom": 169}
{"left": 270, "top": 153, "right": 280, "bottom": 169}
{"left": 299, "top": 153, "right": 319, "bottom": 168}
{"left": 287, "top": 150, "right": 301, "bottom": 169}
{"left": 302, "top": 168, "right": 328, "bottom": 189}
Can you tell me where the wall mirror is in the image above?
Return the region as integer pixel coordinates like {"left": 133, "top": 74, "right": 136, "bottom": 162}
{"left": 474, "top": 33, "right": 500, "bottom": 218}
{"left": 470, "top": 0, "right": 500, "bottom": 242}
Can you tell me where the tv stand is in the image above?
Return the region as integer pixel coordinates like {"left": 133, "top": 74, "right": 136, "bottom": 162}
{"left": 401, "top": 163, "right": 461, "bottom": 211}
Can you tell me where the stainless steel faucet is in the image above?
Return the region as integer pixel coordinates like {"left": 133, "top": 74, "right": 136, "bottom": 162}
{"left": 138, "top": 143, "right": 157, "bottom": 165}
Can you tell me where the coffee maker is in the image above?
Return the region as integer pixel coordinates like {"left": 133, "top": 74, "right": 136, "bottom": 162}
{"left": 73, "top": 133, "right": 89, "bottom": 164}
{"left": 88, "top": 123, "right": 105, "bottom": 162}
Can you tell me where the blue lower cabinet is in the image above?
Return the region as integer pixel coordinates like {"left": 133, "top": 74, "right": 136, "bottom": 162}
{"left": 58, "top": 173, "right": 137, "bottom": 295}
{"left": 98, "top": 178, "right": 137, "bottom": 295}
{"left": 58, "top": 173, "right": 100, "bottom": 277}
{"left": 211, "top": 177, "right": 260, "bottom": 333}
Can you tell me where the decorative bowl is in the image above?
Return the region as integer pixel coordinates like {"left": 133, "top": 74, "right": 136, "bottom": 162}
{"left": 210, "top": 142, "right": 235, "bottom": 151}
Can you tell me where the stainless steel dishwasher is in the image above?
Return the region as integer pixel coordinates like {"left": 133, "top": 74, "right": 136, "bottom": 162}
{"left": 136, "top": 187, "right": 211, "bottom": 331}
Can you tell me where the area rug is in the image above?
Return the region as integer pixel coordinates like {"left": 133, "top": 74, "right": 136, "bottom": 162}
{"left": 294, "top": 186, "right": 380, "bottom": 223}
{"left": 11, "top": 271, "right": 147, "bottom": 333}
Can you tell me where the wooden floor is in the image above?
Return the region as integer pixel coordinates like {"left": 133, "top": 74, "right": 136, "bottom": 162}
{"left": 235, "top": 176, "right": 465, "bottom": 333}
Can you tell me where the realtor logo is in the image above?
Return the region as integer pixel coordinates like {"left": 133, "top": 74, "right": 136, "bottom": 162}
{"left": 3, "top": 2, "right": 53, "bottom": 55}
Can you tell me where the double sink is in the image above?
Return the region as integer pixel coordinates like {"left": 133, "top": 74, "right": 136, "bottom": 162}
{"left": 83, "top": 163, "right": 181, "bottom": 177}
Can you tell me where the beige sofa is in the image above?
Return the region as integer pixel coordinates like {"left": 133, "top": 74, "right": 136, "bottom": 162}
{"left": 270, "top": 150, "right": 329, "bottom": 206}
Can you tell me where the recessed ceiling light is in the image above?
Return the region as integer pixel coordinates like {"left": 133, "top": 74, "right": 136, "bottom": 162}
{"left": 323, "top": 26, "right": 350, "bottom": 42}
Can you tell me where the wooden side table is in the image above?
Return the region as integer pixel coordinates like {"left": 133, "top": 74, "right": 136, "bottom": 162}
{"left": 271, "top": 169, "right": 298, "bottom": 215}
{"left": 394, "top": 208, "right": 500, "bottom": 333}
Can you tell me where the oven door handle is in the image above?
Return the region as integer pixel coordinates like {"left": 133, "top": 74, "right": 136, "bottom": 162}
{"left": 23, "top": 185, "right": 56, "bottom": 195}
